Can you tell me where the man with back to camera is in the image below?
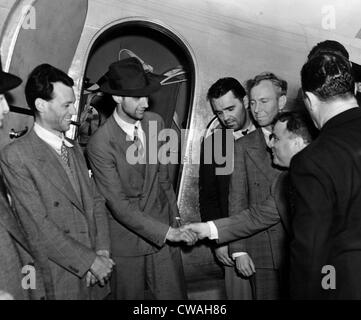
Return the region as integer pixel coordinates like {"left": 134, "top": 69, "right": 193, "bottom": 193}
{"left": 199, "top": 77, "right": 256, "bottom": 299}
{"left": 0, "top": 64, "right": 114, "bottom": 300}
{"left": 290, "top": 52, "right": 361, "bottom": 299}
{"left": 87, "top": 57, "right": 197, "bottom": 300}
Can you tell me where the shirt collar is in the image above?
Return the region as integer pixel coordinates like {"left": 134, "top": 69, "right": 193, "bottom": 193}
{"left": 261, "top": 127, "right": 273, "bottom": 148}
{"left": 113, "top": 109, "right": 142, "bottom": 141}
{"left": 233, "top": 122, "right": 256, "bottom": 140}
{"left": 34, "top": 122, "right": 73, "bottom": 154}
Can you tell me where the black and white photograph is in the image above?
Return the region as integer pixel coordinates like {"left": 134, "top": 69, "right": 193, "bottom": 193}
{"left": 0, "top": 0, "right": 360, "bottom": 309}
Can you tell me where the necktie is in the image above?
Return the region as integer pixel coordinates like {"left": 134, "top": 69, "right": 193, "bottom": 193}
{"left": 242, "top": 129, "right": 249, "bottom": 136}
{"left": 134, "top": 126, "right": 144, "bottom": 158}
{"left": 61, "top": 141, "right": 70, "bottom": 167}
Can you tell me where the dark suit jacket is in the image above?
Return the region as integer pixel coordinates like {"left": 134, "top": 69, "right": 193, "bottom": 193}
{"left": 290, "top": 107, "right": 361, "bottom": 299}
{"left": 0, "top": 129, "right": 110, "bottom": 300}
{"left": 87, "top": 112, "right": 179, "bottom": 257}
{"left": 199, "top": 128, "right": 232, "bottom": 221}
{"left": 227, "top": 129, "right": 286, "bottom": 270}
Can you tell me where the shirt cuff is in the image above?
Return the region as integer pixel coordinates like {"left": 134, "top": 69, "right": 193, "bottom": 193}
{"left": 164, "top": 227, "right": 171, "bottom": 243}
{"left": 207, "top": 221, "right": 219, "bottom": 240}
{"left": 232, "top": 252, "right": 248, "bottom": 260}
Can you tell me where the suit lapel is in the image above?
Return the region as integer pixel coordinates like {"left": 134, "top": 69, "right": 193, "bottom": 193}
{"left": 108, "top": 113, "right": 158, "bottom": 208}
{"left": 71, "top": 145, "right": 93, "bottom": 214}
{"left": 28, "top": 130, "right": 84, "bottom": 212}
{"left": 108, "top": 116, "right": 149, "bottom": 178}
{"left": 140, "top": 114, "right": 157, "bottom": 198}
{"left": 274, "top": 172, "right": 291, "bottom": 236}
{"left": 246, "top": 129, "right": 279, "bottom": 183}
{"left": 0, "top": 194, "right": 29, "bottom": 248}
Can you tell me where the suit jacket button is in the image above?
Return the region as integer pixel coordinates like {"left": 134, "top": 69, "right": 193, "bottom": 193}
{"left": 64, "top": 229, "right": 70, "bottom": 234}
{"left": 69, "top": 266, "right": 79, "bottom": 273}
{"left": 54, "top": 201, "right": 60, "bottom": 207}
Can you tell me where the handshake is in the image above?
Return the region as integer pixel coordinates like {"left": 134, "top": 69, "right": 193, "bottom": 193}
{"left": 166, "top": 222, "right": 213, "bottom": 246}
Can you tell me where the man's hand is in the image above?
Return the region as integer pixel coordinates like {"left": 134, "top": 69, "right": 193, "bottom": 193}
{"left": 214, "top": 245, "right": 234, "bottom": 267}
{"left": 0, "top": 291, "right": 13, "bottom": 300}
{"left": 235, "top": 254, "right": 256, "bottom": 277}
{"left": 166, "top": 227, "right": 198, "bottom": 245}
{"left": 86, "top": 271, "right": 98, "bottom": 287}
{"left": 90, "top": 254, "right": 115, "bottom": 286}
{"left": 181, "top": 222, "right": 211, "bottom": 240}
{"left": 96, "top": 250, "right": 110, "bottom": 258}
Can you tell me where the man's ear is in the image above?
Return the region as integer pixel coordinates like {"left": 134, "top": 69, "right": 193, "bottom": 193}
{"left": 303, "top": 91, "right": 318, "bottom": 113}
{"left": 34, "top": 98, "right": 47, "bottom": 114}
{"left": 355, "top": 82, "right": 361, "bottom": 95}
{"left": 278, "top": 95, "right": 287, "bottom": 111}
{"left": 243, "top": 96, "right": 249, "bottom": 109}
{"left": 112, "top": 95, "right": 123, "bottom": 104}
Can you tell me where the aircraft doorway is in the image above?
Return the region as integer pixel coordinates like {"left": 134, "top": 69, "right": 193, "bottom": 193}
{"left": 79, "top": 21, "right": 195, "bottom": 193}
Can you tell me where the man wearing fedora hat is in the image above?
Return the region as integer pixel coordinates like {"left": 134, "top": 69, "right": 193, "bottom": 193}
{"left": 0, "top": 64, "right": 114, "bottom": 300}
{"left": 0, "top": 69, "right": 54, "bottom": 299}
{"left": 87, "top": 57, "right": 196, "bottom": 299}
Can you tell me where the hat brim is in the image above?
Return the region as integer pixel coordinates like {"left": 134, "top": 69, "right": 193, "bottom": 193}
{"left": 99, "top": 73, "right": 161, "bottom": 97}
{"left": 0, "top": 70, "right": 22, "bottom": 94}
{"left": 352, "top": 61, "right": 361, "bottom": 82}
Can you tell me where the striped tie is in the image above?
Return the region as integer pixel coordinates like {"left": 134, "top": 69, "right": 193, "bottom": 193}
{"left": 134, "top": 126, "right": 144, "bottom": 158}
{"left": 60, "top": 141, "right": 70, "bottom": 167}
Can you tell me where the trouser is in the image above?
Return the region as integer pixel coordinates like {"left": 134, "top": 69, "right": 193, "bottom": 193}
{"left": 225, "top": 267, "right": 281, "bottom": 300}
{"left": 253, "top": 268, "right": 281, "bottom": 300}
{"left": 110, "top": 244, "right": 187, "bottom": 300}
{"left": 224, "top": 266, "right": 253, "bottom": 300}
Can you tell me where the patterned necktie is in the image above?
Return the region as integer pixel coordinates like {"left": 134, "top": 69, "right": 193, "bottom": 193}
{"left": 134, "top": 126, "right": 144, "bottom": 158}
{"left": 60, "top": 141, "right": 70, "bottom": 167}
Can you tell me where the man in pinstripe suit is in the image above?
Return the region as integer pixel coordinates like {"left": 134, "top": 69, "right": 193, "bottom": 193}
{"left": 0, "top": 69, "right": 53, "bottom": 300}
{"left": 0, "top": 64, "right": 114, "bottom": 300}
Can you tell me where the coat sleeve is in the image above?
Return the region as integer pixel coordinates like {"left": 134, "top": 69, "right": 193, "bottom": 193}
{"left": 214, "top": 196, "right": 280, "bottom": 243}
{"left": 157, "top": 117, "right": 179, "bottom": 226}
{"left": 92, "top": 181, "right": 111, "bottom": 252}
{"left": 289, "top": 154, "right": 334, "bottom": 299}
{"left": 87, "top": 134, "right": 170, "bottom": 248}
{"left": 0, "top": 151, "right": 96, "bottom": 278}
{"left": 227, "top": 139, "right": 249, "bottom": 254}
{"left": 199, "top": 135, "right": 227, "bottom": 221}
{"left": 74, "top": 143, "right": 110, "bottom": 253}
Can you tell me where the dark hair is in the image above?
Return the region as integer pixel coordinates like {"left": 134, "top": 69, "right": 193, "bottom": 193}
{"left": 25, "top": 64, "right": 74, "bottom": 113}
{"left": 276, "top": 111, "right": 318, "bottom": 144}
{"left": 301, "top": 52, "right": 354, "bottom": 101}
{"left": 307, "top": 40, "right": 349, "bottom": 60}
{"left": 246, "top": 72, "right": 288, "bottom": 97}
{"left": 207, "top": 77, "right": 246, "bottom": 106}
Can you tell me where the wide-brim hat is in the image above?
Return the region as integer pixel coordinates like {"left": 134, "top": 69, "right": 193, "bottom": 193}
{"left": 0, "top": 70, "right": 22, "bottom": 94}
{"left": 100, "top": 57, "right": 161, "bottom": 97}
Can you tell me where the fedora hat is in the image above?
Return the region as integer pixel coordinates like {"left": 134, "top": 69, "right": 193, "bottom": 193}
{"left": 100, "top": 57, "right": 161, "bottom": 97}
{"left": 0, "top": 70, "right": 22, "bottom": 94}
